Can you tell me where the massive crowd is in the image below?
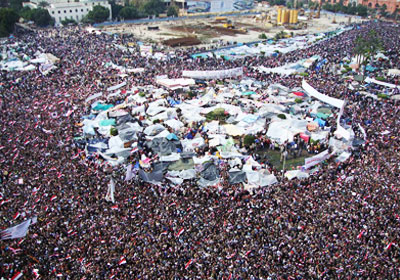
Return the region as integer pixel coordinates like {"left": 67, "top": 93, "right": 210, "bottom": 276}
{"left": 0, "top": 20, "right": 400, "bottom": 279}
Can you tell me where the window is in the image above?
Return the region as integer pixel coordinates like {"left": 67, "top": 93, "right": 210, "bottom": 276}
{"left": 70, "top": 10, "right": 72, "bottom": 13}
{"left": 76, "top": 15, "right": 79, "bottom": 20}
{"left": 52, "top": 11, "right": 54, "bottom": 14}
{"left": 75, "top": 9, "right": 78, "bottom": 12}
{"left": 64, "top": 10, "right": 67, "bottom": 13}
{"left": 81, "top": 9, "right": 83, "bottom": 12}
{"left": 58, "top": 10, "right": 61, "bottom": 14}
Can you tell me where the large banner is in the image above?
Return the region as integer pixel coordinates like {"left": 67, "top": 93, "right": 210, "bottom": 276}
{"left": 365, "top": 77, "right": 400, "bottom": 89}
{"left": 303, "top": 149, "right": 333, "bottom": 169}
{"left": 302, "top": 80, "right": 345, "bottom": 109}
{"left": 182, "top": 67, "right": 243, "bottom": 80}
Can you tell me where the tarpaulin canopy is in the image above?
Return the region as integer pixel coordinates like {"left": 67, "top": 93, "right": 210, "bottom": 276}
{"left": 242, "top": 91, "right": 256, "bottom": 96}
{"left": 293, "top": 91, "right": 305, "bottom": 96}
{"left": 228, "top": 171, "right": 247, "bottom": 184}
{"left": 146, "top": 137, "right": 179, "bottom": 156}
{"left": 200, "top": 162, "right": 219, "bottom": 181}
{"left": 139, "top": 168, "right": 163, "bottom": 184}
{"left": 99, "top": 119, "right": 116, "bottom": 126}
{"left": 93, "top": 104, "right": 114, "bottom": 111}
{"left": 166, "top": 133, "right": 179, "bottom": 141}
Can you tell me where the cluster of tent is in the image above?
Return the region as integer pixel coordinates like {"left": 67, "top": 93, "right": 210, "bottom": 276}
{"left": 0, "top": 42, "right": 59, "bottom": 74}
{"left": 192, "top": 26, "right": 352, "bottom": 60}
{"left": 78, "top": 68, "right": 356, "bottom": 184}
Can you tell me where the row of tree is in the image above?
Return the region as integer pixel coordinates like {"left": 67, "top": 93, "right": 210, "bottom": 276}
{"left": 110, "top": 0, "right": 178, "bottom": 21}
{"left": 322, "top": 2, "right": 368, "bottom": 17}
{"left": 0, "top": 0, "right": 179, "bottom": 36}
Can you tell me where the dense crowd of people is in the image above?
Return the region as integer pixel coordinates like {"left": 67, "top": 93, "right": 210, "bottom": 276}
{"left": 1, "top": 20, "right": 400, "bottom": 279}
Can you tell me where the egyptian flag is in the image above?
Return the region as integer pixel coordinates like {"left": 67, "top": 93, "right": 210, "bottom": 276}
{"left": 10, "top": 271, "right": 23, "bottom": 280}
{"left": 175, "top": 227, "right": 184, "bottom": 238}
{"left": 184, "top": 259, "right": 193, "bottom": 270}
{"left": 118, "top": 256, "right": 127, "bottom": 265}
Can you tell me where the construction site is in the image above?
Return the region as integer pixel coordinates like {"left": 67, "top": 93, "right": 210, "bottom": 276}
{"left": 101, "top": 5, "right": 362, "bottom": 47}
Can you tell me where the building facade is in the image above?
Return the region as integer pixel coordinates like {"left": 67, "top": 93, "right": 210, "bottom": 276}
{"left": 23, "top": 0, "right": 112, "bottom": 26}
{"left": 317, "top": 0, "right": 400, "bottom": 13}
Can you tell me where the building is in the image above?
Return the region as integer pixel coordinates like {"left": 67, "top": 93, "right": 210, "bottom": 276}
{"left": 23, "top": 0, "right": 112, "bottom": 26}
{"left": 312, "top": 0, "right": 400, "bottom": 13}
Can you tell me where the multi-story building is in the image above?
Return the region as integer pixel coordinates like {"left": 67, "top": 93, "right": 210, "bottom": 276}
{"left": 23, "top": 0, "right": 112, "bottom": 26}
{"left": 312, "top": 0, "right": 400, "bottom": 13}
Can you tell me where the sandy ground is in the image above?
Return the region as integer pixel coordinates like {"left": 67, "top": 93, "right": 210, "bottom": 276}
{"left": 101, "top": 11, "right": 363, "bottom": 47}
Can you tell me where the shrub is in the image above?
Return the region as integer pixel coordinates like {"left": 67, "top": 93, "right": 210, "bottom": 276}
{"left": 377, "top": 93, "right": 388, "bottom": 99}
{"left": 375, "top": 76, "right": 385, "bottom": 81}
{"left": 295, "top": 98, "right": 303, "bottom": 103}
{"left": 110, "top": 127, "right": 118, "bottom": 136}
{"left": 138, "top": 92, "right": 146, "bottom": 97}
{"left": 259, "top": 33, "right": 267, "bottom": 39}
{"left": 341, "top": 69, "right": 349, "bottom": 74}
{"left": 243, "top": 134, "right": 255, "bottom": 146}
{"left": 206, "top": 108, "right": 229, "bottom": 121}
{"left": 277, "top": 113, "right": 286, "bottom": 119}
{"left": 298, "top": 72, "right": 309, "bottom": 77}
{"left": 153, "top": 119, "right": 160, "bottom": 124}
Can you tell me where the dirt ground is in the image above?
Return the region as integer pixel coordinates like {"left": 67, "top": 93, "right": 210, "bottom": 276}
{"left": 102, "top": 10, "right": 363, "bottom": 47}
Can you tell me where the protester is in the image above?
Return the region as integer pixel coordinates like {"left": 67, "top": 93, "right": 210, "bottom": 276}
{"left": 0, "top": 21, "right": 399, "bottom": 280}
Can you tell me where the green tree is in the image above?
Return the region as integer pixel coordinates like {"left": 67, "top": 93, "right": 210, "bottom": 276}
{"left": 9, "top": 0, "right": 23, "bottom": 12}
{"left": 87, "top": 5, "right": 110, "bottom": 23}
{"left": 167, "top": 5, "right": 178, "bottom": 17}
{"left": 356, "top": 4, "right": 368, "bottom": 17}
{"left": 353, "top": 29, "right": 382, "bottom": 79}
{"left": 380, "top": 3, "right": 387, "bottom": 17}
{"left": 139, "top": 0, "right": 165, "bottom": 16}
{"left": 0, "top": 8, "right": 19, "bottom": 36}
{"left": 19, "top": 6, "right": 34, "bottom": 20}
{"left": 119, "top": 5, "right": 138, "bottom": 19}
{"left": 61, "top": 18, "right": 77, "bottom": 25}
{"left": 108, "top": 0, "right": 123, "bottom": 20}
{"left": 32, "top": 8, "right": 53, "bottom": 26}
{"left": 38, "top": 1, "right": 49, "bottom": 8}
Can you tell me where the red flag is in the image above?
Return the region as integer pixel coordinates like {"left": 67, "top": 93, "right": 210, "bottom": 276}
{"left": 176, "top": 227, "right": 184, "bottom": 238}
{"left": 385, "top": 242, "right": 395, "bottom": 251}
{"left": 11, "top": 271, "right": 23, "bottom": 280}
{"left": 357, "top": 230, "right": 365, "bottom": 239}
{"left": 118, "top": 256, "right": 127, "bottom": 265}
{"left": 184, "top": 259, "right": 193, "bottom": 269}
{"left": 13, "top": 212, "right": 20, "bottom": 220}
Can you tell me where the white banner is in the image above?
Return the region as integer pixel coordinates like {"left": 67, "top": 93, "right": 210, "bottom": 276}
{"left": 105, "top": 178, "right": 115, "bottom": 203}
{"left": 1, "top": 217, "right": 37, "bottom": 240}
{"left": 85, "top": 92, "right": 102, "bottom": 103}
{"left": 302, "top": 80, "right": 345, "bottom": 109}
{"left": 303, "top": 149, "right": 332, "bottom": 169}
{"left": 365, "top": 77, "right": 400, "bottom": 89}
{"left": 107, "top": 82, "right": 127, "bottom": 92}
{"left": 182, "top": 67, "right": 243, "bottom": 80}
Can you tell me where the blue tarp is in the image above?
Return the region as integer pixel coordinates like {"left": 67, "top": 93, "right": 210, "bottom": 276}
{"left": 99, "top": 119, "right": 116, "bottom": 126}
{"left": 93, "top": 104, "right": 114, "bottom": 111}
{"left": 166, "top": 133, "right": 179, "bottom": 141}
{"left": 316, "top": 118, "right": 326, "bottom": 127}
